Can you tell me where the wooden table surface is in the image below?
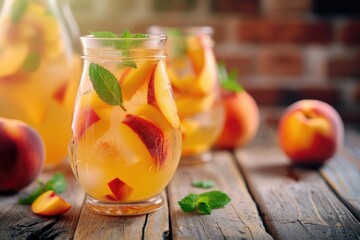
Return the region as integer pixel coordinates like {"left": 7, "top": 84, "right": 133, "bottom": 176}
{"left": 1, "top": 126, "right": 360, "bottom": 240}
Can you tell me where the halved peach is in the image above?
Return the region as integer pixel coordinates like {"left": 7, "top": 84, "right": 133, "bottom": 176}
{"left": 31, "top": 190, "right": 71, "bottom": 216}
{"left": 176, "top": 93, "right": 215, "bottom": 118}
{"left": 148, "top": 63, "right": 180, "bottom": 129}
{"left": 105, "top": 177, "right": 133, "bottom": 201}
{"left": 0, "top": 42, "right": 29, "bottom": 77}
{"left": 121, "top": 61, "right": 156, "bottom": 100}
{"left": 123, "top": 114, "right": 168, "bottom": 166}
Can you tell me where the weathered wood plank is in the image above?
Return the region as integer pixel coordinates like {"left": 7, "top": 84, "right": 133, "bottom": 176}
{"left": 168, "top": 151, "right": 273, "bottom": 240}
{"left": 320, "top": 129, "right": 360, "bottom": 220}
{"left": 0, "top": 162, "right": 85, "bottom": 240}
{"left": 235, "top": 139, "right": 360, "bottom": 240}
{"left": 73, "top": 191, "right": 169, "bottom": 239}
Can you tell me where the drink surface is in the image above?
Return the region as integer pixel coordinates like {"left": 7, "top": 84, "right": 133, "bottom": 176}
{"left": 0, "top": 0, "right": 81, "bottom": 167}
{"left": 69, "top": 45, "right": 182, "bottom": 202}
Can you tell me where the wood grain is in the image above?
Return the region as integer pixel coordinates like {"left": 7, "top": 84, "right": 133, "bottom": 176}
{"left": 0, "top": 161, "right": 85, "bottom": 240}
{"left": 73, "top": 191, "right": 169, "bottom": 240}
{"left": 167, "top": 151, "right": 273, "bottom": 240}
{"left": 320, "top": 129, "right": 360, "bottom": 221}
{"left": 235, "top": 142, "right": 360, "bottom": 240}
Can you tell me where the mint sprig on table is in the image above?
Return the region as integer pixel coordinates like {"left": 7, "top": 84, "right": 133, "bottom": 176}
{"left": 218, "top": 63, "right": 244, "bottom": 92}
{"left": 178, "top": 191, "right": 231, "bottom": 215}
{"left": 19, "top": 173, "right": 67, "bottom": 205}
{"left": 192, "top": 180, "right": 215, "bottom": 189}
{"left": 88, "top": 62, "right": 126, "bottom": 111}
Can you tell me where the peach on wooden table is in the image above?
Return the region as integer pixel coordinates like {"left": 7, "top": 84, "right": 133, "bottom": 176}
{"left": 0, "top": 117, "right": 44, "bottom": 192}
{"left": 277, "top": 99, "right": 344, "bottom": 164}
{"left": 31, "top": 190, "right": 71, "bottom": 216}
{"left": 215, "top": 91, "right": 259, "bottom": 149}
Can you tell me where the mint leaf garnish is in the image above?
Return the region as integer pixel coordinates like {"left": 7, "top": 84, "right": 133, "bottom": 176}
{"left": 178, "top": 190, "right": 231, "bottom": 215}
{"left": 192, "top": 180, "right": 215, "bottom": 189}
{"left": 120, "top": 29, "right": 149, "bottom": 39}
{"left": 11, "top": 0, "right": 28, "bottom": 22}
{"left": 178, "top": 193, "right": 198, "bottom": 212}
{"left": 198, "top": 201, "right": 212, "bottom": 215}
{"left": 91, "top": 31, "right": 118, "bottom": 38}
{"left": 200, "top": 191, "right": 231, "bottom": 209}
{"left": 218, "top": 63, "right": 244, "bottom": 92}
{"left": 22, "top": 52, "right": 41, "bottom": 72}
{"left": 89, "top": 62, "right": 126, "bottom": 110}
{"left": 19, "top": 173, "right": 67, "bottom": 205}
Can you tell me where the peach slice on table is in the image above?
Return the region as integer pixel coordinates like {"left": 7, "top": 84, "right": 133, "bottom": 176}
{"left": 147, "top": 63, "right": 180, "bottom": 129}
{"left": 31, "top": 190, "right": 71, "bottom": 216}
{"left": 121, "top": 61, "right": 156, "bottom": 100}
{"left": 105, "top": 177, "right": 133, "bottom": 201}
{"left": 176, "top": 93, "right": 215, "bottom": 118}
{"left": 0, "top": 42, "right": 29, "bottom": 77}
{"left": 123, "top": 114, "right": 168, "bottom": 167}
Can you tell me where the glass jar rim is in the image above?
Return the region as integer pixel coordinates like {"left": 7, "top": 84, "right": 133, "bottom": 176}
{"left": 80, "top": 34, "right": 167, "bottom": 41}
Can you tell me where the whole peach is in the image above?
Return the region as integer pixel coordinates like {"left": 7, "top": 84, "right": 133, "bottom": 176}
{"left": 278, "top": 99, "right": 344, "bottom": 164}
{"left": 215, "top": 91, "right": 260, "bottom": 149}
{"left": 0, "top": 117, "right": 45, "bottom": 192}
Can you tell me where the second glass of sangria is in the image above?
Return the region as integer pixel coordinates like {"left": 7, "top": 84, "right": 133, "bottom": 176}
{"left": 149, "top": 26, "right": 224, "bottom": 164}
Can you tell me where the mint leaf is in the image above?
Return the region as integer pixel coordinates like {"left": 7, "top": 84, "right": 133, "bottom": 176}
{"left": 178, "top": 190, "right": 231, "bottom": 214}
{"left": 119, "top": 29, "right": 149, "bottom": 39}
{"left": 11, "top": 0, "right": 28, "bottom": 22}
{"left": 88, "top": 62, "right": 126, "bottom": 110}
{"left": 192, "top": 180, "right": 215, "bottom": 189}
{"left": 218, "top": 63, "right": 243, "bottom": 92}
{"left": 91, "top": 31, "right": 118, "bottom": 38}
{"left": 199, "top": 191, "right": 231, "bottom": 209}
{"left": 178, "top": 193, "right": 199, "bottom": 212}
{"left": 45, "top": 173, "right": 67, "bottom": 193}
{"left": 198, "top": 201, "right": 212, "bottom": 215}
{"left": 22, "top": 52, "right": 41, "bottom": 72}
{"left": 19, "top": 173, "right": 68, "bottom": 205}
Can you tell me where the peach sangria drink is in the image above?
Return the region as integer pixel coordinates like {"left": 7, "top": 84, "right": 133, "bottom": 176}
{"left": 0, "top": 0, "right": 81, "bottom": 168}
{"left": 149, "top": 26, "right": 224, "bottom": 163}
{"left": 68, "top": 31, "right": 182, "bottom": 215}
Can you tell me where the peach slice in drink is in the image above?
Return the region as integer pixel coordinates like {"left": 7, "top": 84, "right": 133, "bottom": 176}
{"left": 0, "top": 42, "right": 29, "bottom": 77}
{"left": 147, "top": 63, "right": 180, "bottom": 129}
{"left": 176, "top": 92, "right": 215, "bottom": 118}
{"left": 123, "top": 114, "right": 168, "bottom": 167}
{"left": 121, "top": 61, "right": 156, "bottom": 100}
{"left": 105, "top": 177, "right": 134, "bottom": 201}
{"left": 187, "top": 35, "right": 205, "bottom": 74}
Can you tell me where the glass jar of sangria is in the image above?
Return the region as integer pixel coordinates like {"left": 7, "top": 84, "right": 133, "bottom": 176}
{"left": 148, "top": 26, "right": 224, "bottom": 164}
{"left": 0, "top": 0, "right": 81, "bottom": 168}
{"left": 69, "top": 31, "right": 182, "bottom": 215}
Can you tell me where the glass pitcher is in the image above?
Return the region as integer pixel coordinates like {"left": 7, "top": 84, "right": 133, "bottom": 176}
{"left": 0, "top": 0, "right": 81, "bottom": 168}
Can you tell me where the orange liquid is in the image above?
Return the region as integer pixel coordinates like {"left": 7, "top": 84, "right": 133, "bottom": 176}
{"left": 69, "top": 58, "right": 181, "bottom": 202}
{"left": 0, "top": 0, "right": 80, "bottom": 168}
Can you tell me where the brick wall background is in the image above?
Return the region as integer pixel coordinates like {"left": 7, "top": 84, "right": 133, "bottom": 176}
{"left": 2, "top": 0, "right": 358, "bottom": 124}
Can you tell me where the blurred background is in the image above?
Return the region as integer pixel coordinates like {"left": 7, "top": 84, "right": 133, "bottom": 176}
{"left": 1, "top": 0, "right": 359, "bottom": 125}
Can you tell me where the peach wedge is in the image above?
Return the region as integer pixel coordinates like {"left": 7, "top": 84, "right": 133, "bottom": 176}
{"left": 31, "top": 190, "right": 71, "bottom": 216}
{"left": 147, "top": 63, "right": 180, "bottom": 129}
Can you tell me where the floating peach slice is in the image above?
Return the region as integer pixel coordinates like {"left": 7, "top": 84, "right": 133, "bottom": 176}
{"left": 23, "top": 3, "right": 60, "bottom": 43}
{"left": 134, "top": 104, "right": 172, "bottom": 133}
{"left": 166, "top": 67, "right": 196, "bottom": 93}
{"left": 187, "top": 35, "right": 206, "bottom": 73}
{"left": 72, "top": 106, "right": 100, "bottom": 139}
{"left": 121, "top": 61, "right": 156, "bottom": 100}
{"left": 106, "top": 177, "right": 133, "bottom": 201}
{"left": 53, "top": 81, "right": 68, "bottom": 104}
{"left": 123, "top": 114, "right": 168, "bottom": 166}
{"left": 176, "top": 93, "right": 215, "bottom": 118}
{"left": 79, "top": 91, "right": 112, "bottom": 119}
{"left": 31, "top": 190, "right": 71, "bottom": 216}
{"left": 0, "top": 42, "right": 29, "bottom": 77}
{"left": 180, "top": 118, "right": 199, "bottom": 141}
{"left": 148, "top": 63, "right": 180, "bottom": 129}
